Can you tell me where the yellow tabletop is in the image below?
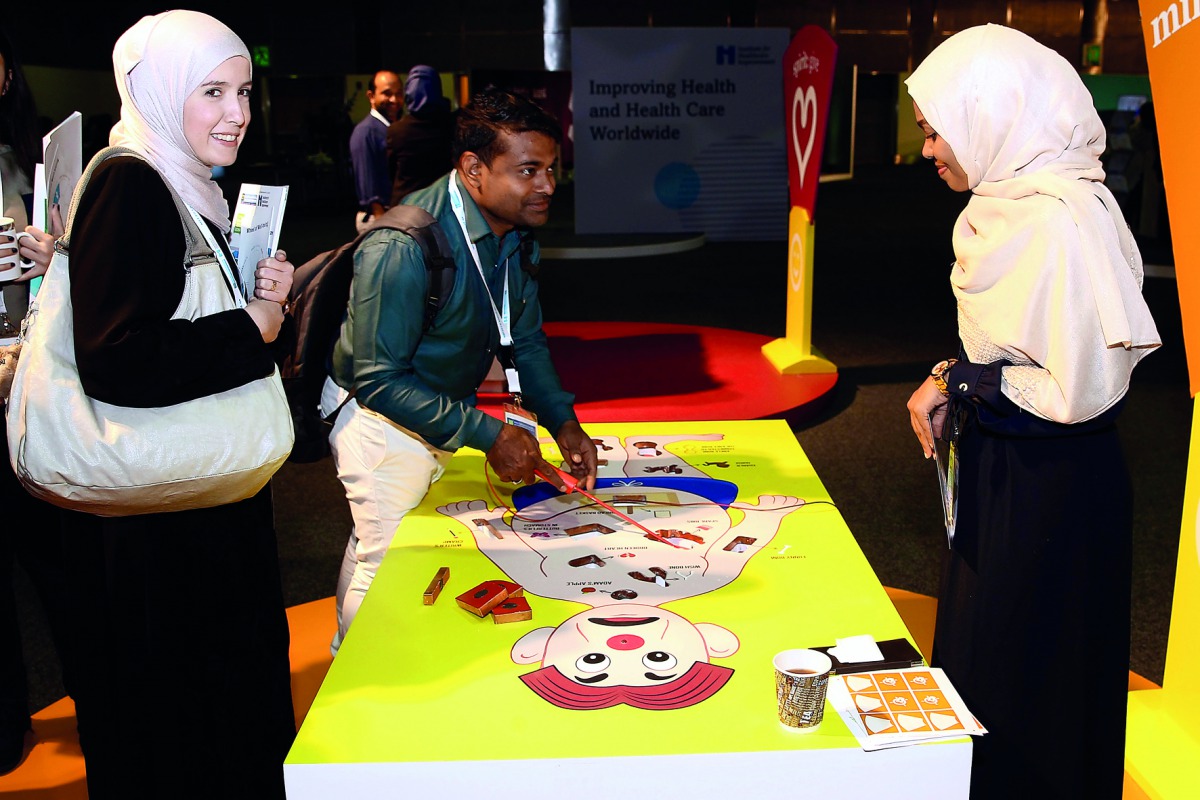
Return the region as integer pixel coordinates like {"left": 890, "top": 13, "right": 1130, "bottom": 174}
{"left": 285, "top": 420, "right": 970, "bottom": 798}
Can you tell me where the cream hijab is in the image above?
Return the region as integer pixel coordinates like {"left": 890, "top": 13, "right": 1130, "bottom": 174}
{"left": 110, "top": 10, "right": 250, "bottom": 232}
{"left": 906, "top": 24, "right": 1159, "bottom": 423}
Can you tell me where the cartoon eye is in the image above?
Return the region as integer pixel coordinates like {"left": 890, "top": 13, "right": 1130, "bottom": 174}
{"left": 642, "top": 651, "right": 677, "bottom": 670}
{"left": 576, "top": 653, "right": 610, "bottom": 673}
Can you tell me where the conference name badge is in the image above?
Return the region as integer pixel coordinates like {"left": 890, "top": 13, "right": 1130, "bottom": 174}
{"left": 503, "top": 403, "right": 538, "bottom": 437}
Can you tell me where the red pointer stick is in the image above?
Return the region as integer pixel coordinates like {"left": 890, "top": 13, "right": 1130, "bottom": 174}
{"left": 535, "top": 467, "right": 684, "bottom": 549}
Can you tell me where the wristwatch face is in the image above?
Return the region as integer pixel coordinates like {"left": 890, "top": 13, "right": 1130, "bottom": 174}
{"left": 932, "top": 359, "right": 951, "bottom": 376}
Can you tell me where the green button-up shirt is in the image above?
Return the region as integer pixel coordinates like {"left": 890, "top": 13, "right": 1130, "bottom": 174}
{"left": 330, "top": 171, "right": 576, "bottom": 452}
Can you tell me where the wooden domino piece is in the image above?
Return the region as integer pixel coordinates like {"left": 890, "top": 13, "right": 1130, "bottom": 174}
{"left": 487, "top": 579, "right": 523, "bottom": 598}
{"left": 422, "top": 566, "right": 450, "bottom": 605}
{"left": 455, "top": 581, "right": 510, "bottom": 617}
{"left": 491, "top": 596, "right": 533, "bottom": 624}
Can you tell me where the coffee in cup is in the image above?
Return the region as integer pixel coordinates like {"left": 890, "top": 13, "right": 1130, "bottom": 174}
{"left": 773, "top": 648, "right": 833, "bottom": 731}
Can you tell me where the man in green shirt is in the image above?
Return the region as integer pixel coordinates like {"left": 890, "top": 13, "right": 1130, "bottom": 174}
{"left": 321, "top": 88, "right": 597, "bottom": 652}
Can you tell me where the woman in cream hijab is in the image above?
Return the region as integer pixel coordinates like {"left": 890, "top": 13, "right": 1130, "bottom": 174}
{"left": 60, "top": 12, "right": 295, "bottom": 796}
{"left": 905, "top": 24, "right": 1157, "bottom": 799}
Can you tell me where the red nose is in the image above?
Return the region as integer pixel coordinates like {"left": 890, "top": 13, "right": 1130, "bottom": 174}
{"left": 607, "top": 634, "right": 645, "bottom": 651}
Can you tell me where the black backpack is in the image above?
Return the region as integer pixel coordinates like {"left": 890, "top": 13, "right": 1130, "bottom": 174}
{"left": 279, "top": 205, "right": 455, "bottom": 463}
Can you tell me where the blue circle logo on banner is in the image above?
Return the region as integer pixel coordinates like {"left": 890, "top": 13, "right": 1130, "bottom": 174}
{"left": 654, "top": 162, "right": 701, "bottom": 209}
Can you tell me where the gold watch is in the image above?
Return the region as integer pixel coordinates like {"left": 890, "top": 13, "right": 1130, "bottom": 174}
{"left": 931, "top": 359, "right": 957, "bottom": 396}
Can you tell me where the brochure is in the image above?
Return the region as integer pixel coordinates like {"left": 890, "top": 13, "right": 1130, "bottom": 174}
{"left": 930, "top": 412, "right": 958, "bottom": 548}
{"left": 38, "top": 112, "right": 82, "bottom": 235}
{"left": 230, "top": 183, "right": 289, "bottom": 301}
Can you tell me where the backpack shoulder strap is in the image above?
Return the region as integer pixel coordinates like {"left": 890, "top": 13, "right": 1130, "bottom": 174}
{"left": 518, "top": 233, "right": 540, "bottom": 279}
{"left": 368, "top": 205, "right": 456, "bottom": 331}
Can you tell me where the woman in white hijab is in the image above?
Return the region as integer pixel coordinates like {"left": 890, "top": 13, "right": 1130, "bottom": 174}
{"left": 904, "top": 24, "right": 1158, "bottom": 799}
{"left": 60, "top": 12, "right": 295, "bottom": 797}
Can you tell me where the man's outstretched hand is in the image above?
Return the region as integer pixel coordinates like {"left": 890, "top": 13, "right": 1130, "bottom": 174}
{"left": 555, "top": 420, "right": 597, "bottom": 492}
{"left": 487, "top": 424, "right": 562, "bottom": 488}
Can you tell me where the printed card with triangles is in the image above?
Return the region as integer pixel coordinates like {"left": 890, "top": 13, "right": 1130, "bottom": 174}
{"left": 827, "top": 667, "right": 986, "bottom": 751}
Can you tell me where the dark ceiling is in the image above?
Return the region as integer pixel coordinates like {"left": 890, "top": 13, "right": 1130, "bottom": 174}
{"left": 11, "top": 1, "right": 1148, "bottom": 76}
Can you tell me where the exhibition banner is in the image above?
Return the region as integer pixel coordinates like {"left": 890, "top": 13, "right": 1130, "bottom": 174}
{"left": 1140, "top": 1, "right": 1200, "bottom": 393}
{"left": 571, "top": 28, "right": 789, "bottom": 241}
{"left": 1125, "top": 5, "right": 1200, "bottom": 797}
{"left": 784, "top": 26, "right": 838, "bottom": 220}
{"left": 1138, "top": 0, "right": 1200, "bottom": 702}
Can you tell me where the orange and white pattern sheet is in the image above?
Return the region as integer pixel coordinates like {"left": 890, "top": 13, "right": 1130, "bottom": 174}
{"left": 828, "top": 667, "right": 986, "bottom": 751}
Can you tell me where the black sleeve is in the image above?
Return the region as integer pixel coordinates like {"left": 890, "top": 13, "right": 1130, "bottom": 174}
{"left": 945, "top": 356, "right": 1122, "bottom": 436}
{"left": 68, "top": 156, "right": 276, "bottom": 407}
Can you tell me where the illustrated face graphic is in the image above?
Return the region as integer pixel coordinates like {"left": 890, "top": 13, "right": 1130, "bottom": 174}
{"left": 513, "top": 604, "right": 738, "bottom": 688}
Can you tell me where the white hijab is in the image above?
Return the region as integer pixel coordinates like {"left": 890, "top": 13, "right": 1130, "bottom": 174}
{"left": 110, "top": 10, "right": 250, "bottom": 232}
{"left": 906, "top": 24, "right": 1160, "bottom": 423}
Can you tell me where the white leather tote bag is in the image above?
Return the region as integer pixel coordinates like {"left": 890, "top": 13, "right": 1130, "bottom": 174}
{"left": 6, "top": 147, "right": 293, "bottom": 516}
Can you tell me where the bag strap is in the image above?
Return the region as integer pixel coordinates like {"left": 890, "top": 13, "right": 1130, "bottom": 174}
{"left": 411, "top": 221, "right": 455, "bottom": 332}
{"left": 57, "top": 146, "right": 216, "bottom": 272}
{"left": 365, "top": 204, "right": 456, "bottom": 331}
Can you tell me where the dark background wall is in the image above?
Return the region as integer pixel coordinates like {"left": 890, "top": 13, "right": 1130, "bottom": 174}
{"left": 16, "top": 1, "right": 1148, "bottom": 74}
{"left": 9, "top": 1, "right": 1151, "bottom": 215}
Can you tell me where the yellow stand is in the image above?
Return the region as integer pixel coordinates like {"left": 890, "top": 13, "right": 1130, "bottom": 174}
{"left": 762, "top": 206, "right": 837, "bottom": 375}
{"left": 1124, "top": 398, "right": 1200, "bottom": 798}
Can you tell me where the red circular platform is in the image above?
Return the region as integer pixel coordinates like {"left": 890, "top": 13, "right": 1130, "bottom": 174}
{"left": 482, "top": 321, "right": 837, "bottom": 423}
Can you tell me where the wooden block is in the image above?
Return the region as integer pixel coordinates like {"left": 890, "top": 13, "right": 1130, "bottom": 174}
{"left": 724, "top": 536, "right": 758, "bottom": 553}
{"left": 491, "top": 596, "right": 533, "bottom": 624}
{"left": 422, "top": 566, "right": 450, "bottom": 605}
{"left": 487, "top": 579, "right": 523, "bottom": 598}
{"left": 629, "top": 567, "right": 668, "bottom": 586}
{"left": 569, "top": 554, "right": 606, "bottom": 568}
{"left": 455, "top": 581, "right": 510, "bottom": 617}
{"left": 658, "top": 529, "right": 705, "bottom": 544}
{"left": 565, "top": 523, "right": 615, "bottom": 538}
{"left": 472, "top": 518, "right": 502, "bottom": 539}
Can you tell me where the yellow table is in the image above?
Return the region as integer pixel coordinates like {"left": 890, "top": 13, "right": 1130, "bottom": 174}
{"left": 285, "top": 420, "right": 970, "bottom": 798}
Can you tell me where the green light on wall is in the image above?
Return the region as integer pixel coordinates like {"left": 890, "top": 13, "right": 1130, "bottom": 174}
{"left": 252, "top": 46, "right": 271, "bottom": 68}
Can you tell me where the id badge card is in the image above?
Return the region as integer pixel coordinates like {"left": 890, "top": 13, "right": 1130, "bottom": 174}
{"left": 504, "top": 403, "right": 538, "bottom": 436}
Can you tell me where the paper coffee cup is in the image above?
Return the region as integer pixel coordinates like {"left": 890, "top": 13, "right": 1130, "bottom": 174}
{"left": 773, "top": 648, "right": 833, "bottom": 730}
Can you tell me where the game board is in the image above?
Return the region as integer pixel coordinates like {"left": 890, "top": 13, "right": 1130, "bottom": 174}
{"left": 285, "top": 420, "right": 970, "bottom": 799}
